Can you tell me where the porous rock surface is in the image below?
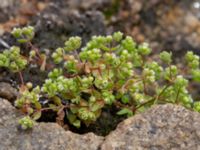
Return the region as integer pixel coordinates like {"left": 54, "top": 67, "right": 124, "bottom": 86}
{"left": 0, "top": 98, "right": 103, "bottom": 150}
{"left": 102, "top": 104, "right": 200, "bottom": 150}
{"left": 66, "top": 0, "right": 111, "bottom": 10}
{"left": 110, "top": 0, "right": 200, "bottom": 55}
{"left": 32, "top": 9, "right": 106, "bottom": 49}
{"left": 1, "top": 97, "right": 200, "bottom": 150}
{"left": 0, "top": 82, "right": 18, "bottom": 102}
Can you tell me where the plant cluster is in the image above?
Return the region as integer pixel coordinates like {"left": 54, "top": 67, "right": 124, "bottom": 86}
{"left": 1, "top": 26, "right": 200, "bottom": 129}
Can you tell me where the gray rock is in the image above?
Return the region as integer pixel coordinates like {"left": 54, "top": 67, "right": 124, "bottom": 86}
{"left": 0, "top": 0, "right": 14, "bottom": 9}
{"left": 101, "top": 104, "right": 200, "bottom": 150}
{"left": 66, "top": 0, "right": 111, "bottom": 10}
{"left": 0, "top": 98, "right": 103, "bottom": 150}
{"left": 0, "top": 82, "right": 18, "bottom": 102}
{"left": 31, "top": 9, "right": 106, "bottom": 50}
{"left": 2, "top": 97, "right": 200, "bottom": 150}
{"left": 0, "top": 0, "right": 19, "bottom": 25}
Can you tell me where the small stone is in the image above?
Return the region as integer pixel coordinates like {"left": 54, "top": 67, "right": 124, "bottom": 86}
{"left": 185, "top": 14, "right": 199, "bottom": 29}
{"left": 67, "top": 0, "right": 111, "bottom": 10}
{"left": 0, "top": 0, "right": 14, "bottom": 9}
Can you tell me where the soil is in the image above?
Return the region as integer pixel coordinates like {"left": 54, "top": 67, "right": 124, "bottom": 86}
{"left": 0, "top": 0, "right": 199, "bottom": 136}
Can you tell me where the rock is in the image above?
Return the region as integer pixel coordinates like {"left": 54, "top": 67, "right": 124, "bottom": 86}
{"left": 0, "top": 82, "right": 18, "bottom": 102}
{"left": 2, "top": 98, "right": 200, "bottom": 150}
{"left": 3, "top": 6, "right": 106, "bottom": 50}
{"left": 101, "top": 104, "right": 200, "bottom": 150}
{"left": 0, "top": 98, "right": 103, "bottom": 150}
{"left": 109, "top": 0, "right": 200, "bottom": 56}
{"left": 0, "top": 0, "right": 14, "bottom": 9}
{"left": 66, "top": 0, "right": 111, "bottom": 10}
{"left": 0, "top": 0, "right": 18, "bottom": 24}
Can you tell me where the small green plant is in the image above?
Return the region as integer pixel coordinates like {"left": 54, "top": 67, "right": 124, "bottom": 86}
{"left": 1, "top": 26, "right": 200, "bottom": 130}
{"left": 12, "top": 26, "right": 34, "bottom": 43}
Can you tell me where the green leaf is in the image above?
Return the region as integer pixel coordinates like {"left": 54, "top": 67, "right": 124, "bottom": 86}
{"left": 32, "top": 111, "right": 42, "bottom": 120}
{"left": 17, "top": 39, "right": 28, "bottom": 43}
{"left": 67, "top": 113, "right": 81, "bottom": 128}
{"left": 68, "top": 113, "right": 76, "bottom": 122}
{"left": 11, "top": 28, "right": 21, "bottom": 38}
{"left": 35, "top": 101, "right": 42, "bottom": 109}
{"left": 91, "top": 103, "right": 101, "bottom": 112}
{"left": 136, "top": 106, "right": 146, "bottom": 113}
{"left": 73, "top": 120, "right": 81, "bottom": 128}
{"left": 113, "top": 31, "right": 123, "bottom": 42}
{"left": 93, "top": 109, "right": 101, "bottom": 118}
{"left": 117, "top": 108, "right": 133, "bottom": 117}
{"left": 27, "top": 108, "right": 34, "bottom": 114}
{"left": 159, "top": 51, "right": 172, "bottom": 64}
{"left": 192, "top": 69, "right": 200, "bottom": 82}
{"left": 49, "top": 104, "right": 59, "bottom": 111}
{"left": 70, "top": 106, "right": 79, "bottom": 114}
{"left": 121, "top": 94, "right": 130, "bottom": 104}
{"left": 52, "top": 96, "right": 62, "bottom": 106}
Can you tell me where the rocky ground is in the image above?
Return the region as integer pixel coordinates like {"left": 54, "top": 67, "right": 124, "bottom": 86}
{"left": 0, "top": 0, "right": 199, "bottom": 54}
{"left": 108, "top": 0, "right": 200, "bottom": 56}
{"left": 1, "top": 98, "right": 200, "bottom": 150}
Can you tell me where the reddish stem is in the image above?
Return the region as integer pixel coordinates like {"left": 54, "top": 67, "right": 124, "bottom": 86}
{"left": 18, "top": 71, "right": 24, "bottom": 85}
{"left": 28, "top": 42, "right": 42, "bottom": 59}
